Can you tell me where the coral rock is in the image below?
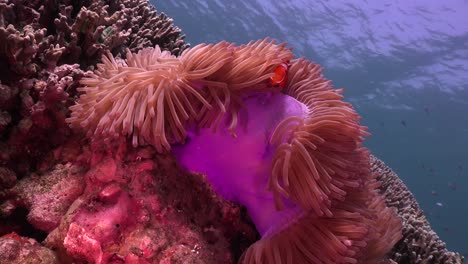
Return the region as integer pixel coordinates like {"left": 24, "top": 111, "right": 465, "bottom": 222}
{"left": 1, "top": 163, "right": 85, "bottom": 232}
{"left": 373, "top": 155, "right": 464, "bottom": 264}
{"left": 0, "top": 233, "right": 59, "bottom": 264}
{"left": 43, "top": 140, "right": 257, "bottom": 263}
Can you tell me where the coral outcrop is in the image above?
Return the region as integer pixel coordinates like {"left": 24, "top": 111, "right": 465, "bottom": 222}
{"left": 372, "top": 156, "right": 464, "bottom": 264}
{"left": 44, "top": 140, "right": 257, "bottom": 263}
{"left": 0, "top": 0, "right": 188, "bottom": 179}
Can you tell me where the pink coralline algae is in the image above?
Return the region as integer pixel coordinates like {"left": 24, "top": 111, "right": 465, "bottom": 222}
{"left": 1, "top": 163, "right": 85, "bottom": 232}
{"left": 0, "top": 232, "right": 59, "bottom": 263}
{"left": 1, "top": 137, "right": 258, "bottom": 263}
{"left": 41, "top": 139, "right": 257, "bottom": 263}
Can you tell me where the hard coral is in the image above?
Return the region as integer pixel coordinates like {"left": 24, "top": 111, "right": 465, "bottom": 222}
{"left": 70, "top": 38, "right": 403, "bottom": 263}
{"left": 372, "top": 156, "right": 464, "bottom": 264}
{"left": 0, "top": 0, "right": 188, "bottom": 178}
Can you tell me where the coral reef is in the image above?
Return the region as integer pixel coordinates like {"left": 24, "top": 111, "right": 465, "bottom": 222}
{"left": 372, "top": 155, "right": 464, "bottom": 264}
{"left": 0, "top": 0, "right": 188, "bottom": 179}
{"left": 0, "top": 0, "right": 465, "bottom": 263}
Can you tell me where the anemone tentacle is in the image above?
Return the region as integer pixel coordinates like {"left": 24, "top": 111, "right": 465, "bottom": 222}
{"left": 68, "top": 39, "right": 402, "bottom": 264}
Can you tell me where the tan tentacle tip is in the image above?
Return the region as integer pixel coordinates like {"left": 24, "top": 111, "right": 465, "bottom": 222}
{"left": 67, "top": 47, "right": 219, "bottom": 152}
{"left": 241, "top": 213, "right": 365, "bottom": 264}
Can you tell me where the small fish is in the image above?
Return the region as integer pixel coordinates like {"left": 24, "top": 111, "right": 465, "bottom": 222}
{"left": 431, "top": 190, "right": 438, "bottom": 196}
{"left": 457, "top": 164, "right": 463, "bottom": 177}
{"left": 269, "top": 61, "right": 290, "bottom": 89}
{"left": 436, "top": 202, "right": 443, "bottom": 207}
{"left": 448, "top": 182, "right": 457, "bottom": 191}
{"left": 424, "top": 106, "right": 430, "bottom": 115}
{"left": 419, "top": 161, "right": 426, "bottom": 170}
{"left": 400, "top": 120, "right": 407, "bottom": 127}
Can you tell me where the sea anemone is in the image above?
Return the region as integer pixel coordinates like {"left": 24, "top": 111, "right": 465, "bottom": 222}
{"left": 67, "top": 38, "right": 293, "bottom": 151}
{"left": 190, "top": 39, "right": 294, "bottom": 135}
{"left": 68, "top": 38, "right": 402, "bottom": 263}
{"left": 67, "top": 42, "right": 231, "bottom": 152}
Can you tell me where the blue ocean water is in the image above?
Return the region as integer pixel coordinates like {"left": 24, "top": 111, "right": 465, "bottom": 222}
{"left": 152, "top": 0, "right": 468, "bottom": 255}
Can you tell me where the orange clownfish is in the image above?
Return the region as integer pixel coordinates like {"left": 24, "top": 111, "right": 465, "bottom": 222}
{"left": 269, "top": 61, "right": 290, "bottom": 89}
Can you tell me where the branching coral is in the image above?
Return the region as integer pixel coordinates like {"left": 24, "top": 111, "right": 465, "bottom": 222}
{"left": 0, "top": 0, "right": 188, "bottom": 178}
{"left": 68, "top": 38, "right": 403, "bottom": 263}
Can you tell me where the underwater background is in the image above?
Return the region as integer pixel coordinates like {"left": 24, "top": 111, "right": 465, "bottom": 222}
{"left": 154, "top": 0, "right": 468, "bottom": 256}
